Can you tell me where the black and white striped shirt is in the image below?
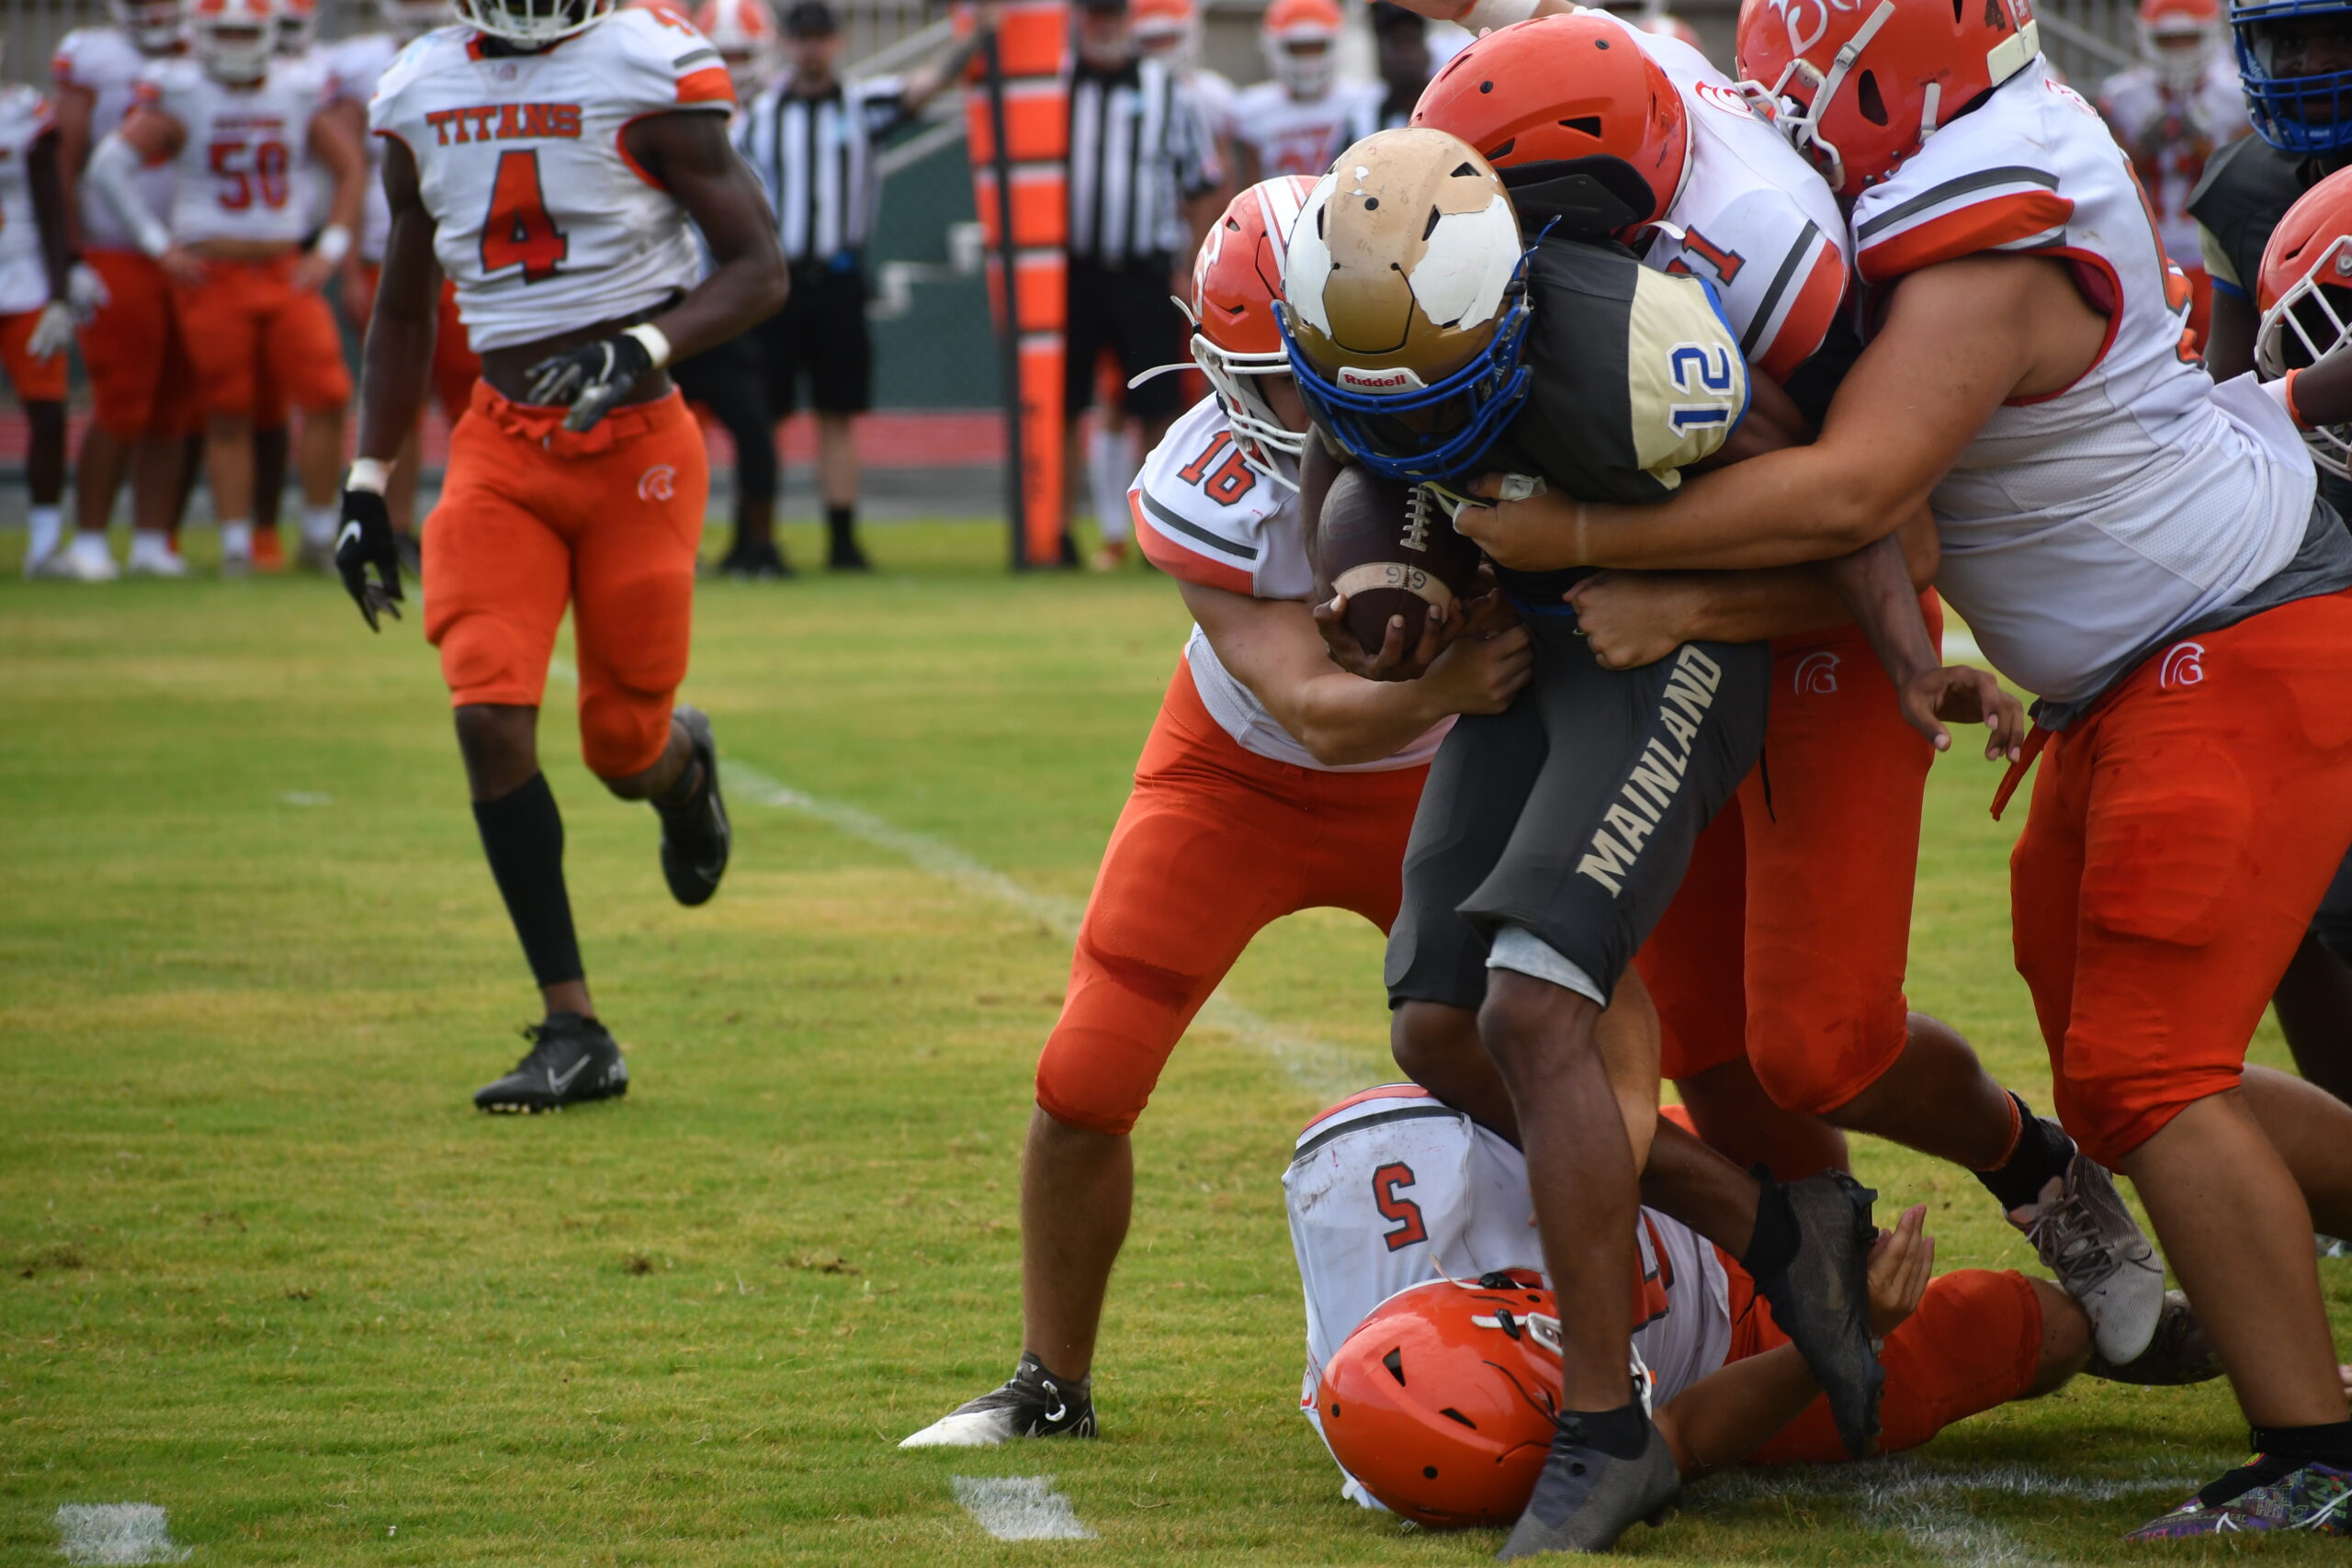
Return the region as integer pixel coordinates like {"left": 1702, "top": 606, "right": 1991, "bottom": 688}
{"left": 739, "top": 73, "right": 911, "bottom": 265}
{"left": 1067, "top": 56, "right": 1221, "bottom": 267}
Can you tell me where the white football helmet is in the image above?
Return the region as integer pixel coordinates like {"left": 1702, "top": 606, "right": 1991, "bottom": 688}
{"left": 1262, "top": 0, "right": 1341, "bottom": 97}
{"left": 277, "top": 0, "right": 317, "bottom": 53}
{"left": 2138, "top": 0, "right": 2222, "bottom": 93}
{"left": 694, "top": 0, "right": 778, "bottom": 91}
{"left": 456, "top": 0, "right": 620, "bottom": 46}
{"left": 113, "top": 0, "right": 187, "bottom": 52}
{"left": 187, "top": 0, "right": 277, "bottom": 83}
{"left": 379, "top": 0, "right": 453, "bottom": 30}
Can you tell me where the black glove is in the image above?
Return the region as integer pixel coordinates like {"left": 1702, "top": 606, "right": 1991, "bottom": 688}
{"left": 335, "top": 485, "right": 404, "bottom": 631}
{"left": 523, "top": 331, "right": 655, "bottom": 433}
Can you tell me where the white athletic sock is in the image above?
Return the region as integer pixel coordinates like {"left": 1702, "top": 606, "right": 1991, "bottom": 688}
{"left": 220, "top": 521, "right": 254, "bottom": 560}
{"left": 27, "top": 504, "right": 62, "bottom": 564}
{"left": 300, "top": 504, "right": 337, "bottom": 548}
{"left": 129, "top": 529, "right": 177, "bottom": 568}
{"left": 1089, "top": 423, "right": 1141, "bottom": 543}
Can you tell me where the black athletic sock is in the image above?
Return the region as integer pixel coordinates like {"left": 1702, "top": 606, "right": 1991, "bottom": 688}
{"left": 825, "top": 504, "right": 857, "bottom": 550}
{"left": 1559, "top": 1401, "right": 1648, "bottom": 1461}
{"left": 1740, "top": 1167, "right": 1801, "bottom": 1283}
{"left": 2252, "top": 1420, "right": 2352, "bottom": 1468}
{"left": 1974, "top": 1092, "right": 2077, "bottom": 1212}
{"left": 471, "top": 773, "right": 584, "bottom": 989}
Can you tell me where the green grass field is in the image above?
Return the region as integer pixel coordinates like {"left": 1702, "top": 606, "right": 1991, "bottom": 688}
{"left": 4, "top": 519, "right": 2346, "bottom": 1566}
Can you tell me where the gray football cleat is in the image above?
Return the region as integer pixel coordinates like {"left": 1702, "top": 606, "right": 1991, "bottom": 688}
{"left": 2007, "top": 1146, "right": 2164, "bottom": 1365}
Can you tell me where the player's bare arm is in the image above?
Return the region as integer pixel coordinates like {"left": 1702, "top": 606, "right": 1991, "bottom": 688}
{"left": 51, "top": 81, "right": 96, "bottom": 258}
{"left": 339, "top": 133, "right": 440, "bottom": 629}
{"left": 1180, "top": 574, "right": 1531, "bottom": 767}
{"left": 1453, "top": 253, "right": 2111, "bottom": 573}
{"left": 2207, "top": 286, "right": 2258, "bottom": 378}
{"left": 515, "top": 110, "right": 786, "bottom": 433}
{"left": 298, "top": 107, "right": 367, "bottom": 294}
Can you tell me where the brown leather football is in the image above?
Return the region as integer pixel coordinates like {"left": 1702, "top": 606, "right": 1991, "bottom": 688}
{"left": 1318, "top": 468, "right": 1482, "bottom": 658}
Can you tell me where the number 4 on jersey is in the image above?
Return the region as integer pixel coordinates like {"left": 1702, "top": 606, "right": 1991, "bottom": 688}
{"left": 481, "top": 149, "right": 568, "bottom": 283}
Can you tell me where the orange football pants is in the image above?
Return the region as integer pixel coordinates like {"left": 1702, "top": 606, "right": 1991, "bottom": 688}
{"left": 1726, "top": 1258, "right": 2044, "bottom": 1464}
{"left": 422, "top": 384, "right": 709, "bottom": 781}
{"left": 2011, "top": 589, "right": 2352, "bottom": 1167}
{"left": 76, "top": 249, "right": 199, "bottom": 439}
{"left": 0, "top": 308, "right": 67, "bottom": 403}
{"left": 1035, "top": 661, "right": 1428, "bottom": 1135}
{"left": 1636, "top": 598, "right": 1943, "bottom": 1115}
{"left": 170, "top": 254, "right": 351, "bottom": 419}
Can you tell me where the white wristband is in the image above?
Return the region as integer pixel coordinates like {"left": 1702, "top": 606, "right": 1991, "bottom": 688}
{"left": 346, "top": 457, "right": 390, "bottom": 494}
{"left": 314, "top": 224, "right": 352, "bottom": 265}
{"left": 1460, "top": 0, "right": 1542, "bottom": 29}
{"left": 623, "top": 321, "right": 673, "bottom": 369}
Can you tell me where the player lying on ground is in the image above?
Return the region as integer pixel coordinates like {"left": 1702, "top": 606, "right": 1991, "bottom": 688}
{"left": 1277, "top": 127, "right": 2030, "bottom": 1554}
{"left": 1442, "top": 0, "right": 2352, "bottom": 1537}
{"left": 901, "top": 175, "right": 1542, "bottom": 1448}
{"left": 1288, "top": 1089, "right": 2233, "bottom": 1533}
{"left": 1392, "top": 8, "right": 2165, "bottom": 1409}
{"left": 337, "top": 0, "right": 786, "bottom": 1111}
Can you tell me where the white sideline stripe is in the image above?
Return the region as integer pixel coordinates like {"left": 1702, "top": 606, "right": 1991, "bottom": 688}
{"left": 726, "top": 758, "right": 1365, "bottom": 1100}
{"left": 952, "top": 1475, "right": 1097, "bottom": 1540}
{"left": 53, "top": 1505, "right": 190, "bottom": 1565}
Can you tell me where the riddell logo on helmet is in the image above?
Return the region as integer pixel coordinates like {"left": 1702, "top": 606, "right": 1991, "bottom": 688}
{"left": 1337, "top": 366, "right": 1427, "bottom": 393}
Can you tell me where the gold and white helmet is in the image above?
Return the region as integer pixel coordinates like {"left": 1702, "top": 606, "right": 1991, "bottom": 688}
{"left": 1279, "top": 128, "right": 1533, "bottom": 483}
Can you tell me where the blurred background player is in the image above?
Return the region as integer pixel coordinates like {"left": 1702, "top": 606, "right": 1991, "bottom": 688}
{"left": 1230, "top": 0, "right": 1382, "bottom": 185}
{"left": 723, "top": 0, "right": 986, "bottom": 574}
{"left": 901, "top": 176, "right": 1537, "bottom": 1449}
{"left": 49, "top": 0, "right": 198, "bottom": 581}
{"left": 1063, "top": 0, "right": 1223, "bottom": 569}
{"left": 1350, "top": 3, "right": 1436, "bottom": 139}
{"left": 332, "top": 0, "right": 480, "bottom": 569}
{"left": 89, "top": 0, "right": 364, "bottom": 579}
{"left": 1131, "top": 0, "right": 1233, "bottom": 160}
{"left": 2098, "top": 0, "right": 2249, "bottom": 347}
{"left": 0, "top": 46, "right": 76, "bottom": 580}
{"left": 242, "top": 0, "right": 328, "bottom": 573}
{"left": 340, "top": 0, "right": 785, "bottom": 1111}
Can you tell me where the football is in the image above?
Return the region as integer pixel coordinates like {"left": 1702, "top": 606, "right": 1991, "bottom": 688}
{"left": 1317, "top": 468, "right": 1482, "bottom": 657}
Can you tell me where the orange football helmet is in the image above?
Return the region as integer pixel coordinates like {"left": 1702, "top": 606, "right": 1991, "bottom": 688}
{"left": 1132, "top": 0, "right": 1196, "bottom": 60}
{"left": 1264, "top": 0, "right": 1343, "bottom": 96}
{"left": 1735, "top": 0, "right": 2042, "bottom": 195}
{"left": 114, "top": 0, "right": 187, "bottom": 52}
{"left": 276, "top": 0, "right": 315, "bottom": 53}
{"left": 2256, "top": 166, "right": 2352, "bottom": 477}
{"left": 1191, "top": 175, "right": 1318, "bottom": 479}
{"left": 695, "top": 0, "right": 777, "bottom": 88}
{"left": 2137, "top": 0, "right": 2221, "bottom": 90}
{"left": 1412, "top": 12, "right": 1690, "bottom": 235}
{"left": 1317, "top": 1274, "right": 1570, "bottom": 1529}
{"left": 187, "top": 0, "right": 277, "bottom": 83}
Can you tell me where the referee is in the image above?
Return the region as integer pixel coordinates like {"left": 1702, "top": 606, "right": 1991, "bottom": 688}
{"left": 729, "top": 0, "right": 990, "bottom": 571}
{"left": 1065, "top": 0, "right": 1226, "bottom": 568}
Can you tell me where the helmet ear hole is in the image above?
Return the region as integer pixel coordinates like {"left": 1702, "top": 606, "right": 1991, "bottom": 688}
{"left": 1560, "top": 115, "right": 1602, "bottom": 138}
{"left": 1857, "top": 70, "right": 1890, "bottom": 126}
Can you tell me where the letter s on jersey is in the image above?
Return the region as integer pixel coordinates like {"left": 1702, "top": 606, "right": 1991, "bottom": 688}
{"left": 1372, "top": 1162, "right": 1428, "bottom": 1252}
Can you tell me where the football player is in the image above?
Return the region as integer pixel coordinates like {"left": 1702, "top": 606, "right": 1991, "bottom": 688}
{"left": 0, "top": 46, "right": 76, "bottom": 581}
{"left": 338, "top": 0, "right": 786, "bottom": 1110}
{"left": 87, "top": 0, "right": 366, "bottom": 579}
{"left": 1407, "top": 9, "right": 2161, "bottom": 1385}
{"left": 899, "top": 175, "right": 1542, "bottom": 1450}
{"left": 49, "top": 0, "right": 200, "bottom": 581}
{"left": 1456, "top": 0, "right": 2352, "bottom": 1536}
{"left": 1279, "top": 125, "right": 2025, "bottom": 1554}
{"left": 330, "top": 0, "right": 483, "bottom": 565}
{"left": 2097, "top": 0, "right": 2249, "bottom": 347}
{"left": 1287, "top": 1086, "right": 2313, "bottom": 1534}
{"left": 1229, "top": 0, "right": 1384, "bottom": 184}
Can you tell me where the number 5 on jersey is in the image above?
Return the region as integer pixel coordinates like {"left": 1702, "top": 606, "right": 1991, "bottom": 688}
{"left": 482, "top": 149, "right": 568, "bottom": 283}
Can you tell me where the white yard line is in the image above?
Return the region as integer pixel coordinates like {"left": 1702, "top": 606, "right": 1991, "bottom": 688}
{"left": 950, "top": 1475, "right": 1097, "bottom": 1541}
{"left": 52, "top": 1505, "right": 189, "bottom": 1566}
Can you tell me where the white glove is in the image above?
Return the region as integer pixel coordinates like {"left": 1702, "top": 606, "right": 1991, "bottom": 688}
{"left": 67, "top": 262, "right": 109, "bottom": 322}
{"left": 26, "top": 300, "right": 74, "bottom": 360}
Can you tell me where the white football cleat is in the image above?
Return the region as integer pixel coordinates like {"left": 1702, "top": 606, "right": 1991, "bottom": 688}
{"left": 2008, "top": 1147, "right": 2165, "bottom": 1365}
{"left": 126, "top": 534, "right": 187, "bottom": 578}
{"left": 899, "top": 1354, "right": 1096, "bottom": 1449}
{"left": 46, "top": 533, "right": 120, "bottom": 582}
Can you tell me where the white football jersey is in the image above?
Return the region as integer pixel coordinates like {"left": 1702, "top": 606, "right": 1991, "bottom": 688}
{"left": 329, "top": 32, "right": 403, "bottom": 262}
{"left": 1284, "top": 1088, "right": 1731, "bottom": 1504}
{"left": 1849, "top": 60, "right": 2313, "bottom": 706}
{"left": 136, "top": 56, "right": 333, "bottom": 245}
{"left": 2096, "top": 56, "right": 2250, "bottom": 266}
{"left": 0, "top": 86, "right": 55, "bottom": 316}
{"left": 1626, "top": 18, "right": 1852, "bottom": 381}
{"left": 368, "top": 10, "right": 734, "bottom": 354}
{"left": 1231, "top": 77, "right": 1384, "bottom": 179}
{"left": 51, "top": 28, "right": 178, "bottom": 254}
{"left": 1187, "top": 66, "right": 1238, "bottom": 145}
{"left": 1131, "top": 394, "right": 1451, "bottom": 772}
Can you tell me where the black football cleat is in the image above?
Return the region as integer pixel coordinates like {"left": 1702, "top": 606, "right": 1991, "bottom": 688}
{"left": 1758, "top": 1168, "right": 1883, "bottom": 1458}
{"left": 656, "top": 705, "right": 729, "bottom": 908}
{"left": 723, "top": 542, "right": 794, "bottom": 580}
{"left": 1497, "top": 1412, "right": 1680, "bottom": 1560}
{"left": 827, "top": 536, "right": 871, "bottom": 572}
{"left": 898, "top": 1352, "right": 1097, "bottom": 1448}
{"left": 474, "top": 1013, "right": 629, "bottom": 1113}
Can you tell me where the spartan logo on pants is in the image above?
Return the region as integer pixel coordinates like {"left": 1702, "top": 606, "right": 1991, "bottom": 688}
{"left": 1577, "top": 645, "right": 1723, "bottom": 895}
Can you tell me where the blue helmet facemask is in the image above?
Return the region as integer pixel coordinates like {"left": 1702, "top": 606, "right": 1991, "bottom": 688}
{"left": 2233, "top": 0, "right": 2352, "bottom": 154}
{"left": 1276, "top": 265, "right": 1536, "bottom": 488}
